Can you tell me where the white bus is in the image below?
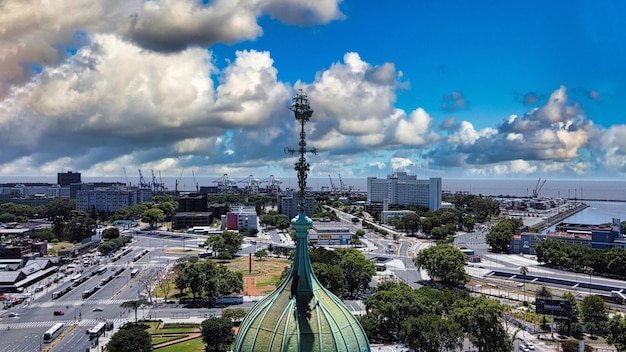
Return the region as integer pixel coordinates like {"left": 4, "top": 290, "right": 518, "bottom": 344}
{"left": 88, "top": 322, "right": 106, "bottom": 339}
{"left": 70, "top": 273, "right": 82, "bottom": 282}
{"left": 43, "top": 323, "right": 64, "bottom": 343}
{"left": 130, "top": 268, "right": 139, "bottom": 278}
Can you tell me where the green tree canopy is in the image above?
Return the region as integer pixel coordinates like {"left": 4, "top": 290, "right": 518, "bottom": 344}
{"left": 142, "top": 208, "right": 164, "bottom": 229}
{"left": 580, "top": 295, "right": 608, "bottom": 336}
{"left": 62, "top": 211, "right": 96, "bottom": 242}
{"left": 400, "top": 313, "right": 464, "bottom": 352}
{"left": 107, "top": 323, "right": 152, "bottom": 352}
{"left": 414, "top": 244, "right": 469, "bottom": 288}
{"left": 485, "top": 218, "right": 522, "bottom": 253}
{"left": 451, "top": 295, "right": 513, "bottom": 352}
{"left": 200, "top": 317, "right": 235, "bottom": 352}
{"left": 607, "top": 314, "right": 626, "bottom": 352}
{"left": 102, "top": 227, "right": 120, "bottom": 240}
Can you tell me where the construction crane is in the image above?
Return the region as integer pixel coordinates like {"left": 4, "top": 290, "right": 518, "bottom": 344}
{"left": 151, "top": 169, "right": 165, "bottom": 193}
{"left": 532, "top": 178, "right": 547, "bottom": 198}
{"left": 328, "top": 175, "right": 338, "bottom": 194}
{"left": 123, "top": 167, "right": 131, "bottom": 186}
{"left": 192, "top": 170, "right": 199, "bottom": 193}
{"left": 175, "top": 168, "right": 184, "bottom": 194}
{"left": 138, "top": 169, "right": 151, "bottom": 189}
{"left": 238, "top": 175, "right": 261, "bottom": 195}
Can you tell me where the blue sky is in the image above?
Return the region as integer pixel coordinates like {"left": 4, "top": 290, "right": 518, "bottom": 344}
{"left": 1, "top": 0, "right": 625, "bottom": 181}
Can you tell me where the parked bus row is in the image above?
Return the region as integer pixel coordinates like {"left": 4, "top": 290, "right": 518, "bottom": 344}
{"left": 72, "top": 274, "right": 89, "bottom": 287}
{"left": 82, "top": 286, "right": 100, "bottom": 299}
{"left": 52, "top": 284, "right": 73, "bottom": 300}
{"left": 132, "top": 249, "right": 150, "bottom": 262}
{"left": 111, "top": 247, "right": 133, "bottom": 262}
{"left": 99, "top": 274, "right": 114, "bottom": 288}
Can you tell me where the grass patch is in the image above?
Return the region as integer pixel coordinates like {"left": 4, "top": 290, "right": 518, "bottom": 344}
{"left": 154, "top": 337, "right": 205, "bottom": 352}
{"left": 152, "top": 335, "right": 189, "bottom": 345}
{"left": 162, "top": 323, "right": 199, "bottom": 329}
{"left": 256, "top": 273, "right": 282, "bottom": 287}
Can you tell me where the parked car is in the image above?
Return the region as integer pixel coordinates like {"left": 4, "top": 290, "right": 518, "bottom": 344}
{"left": 92, "top": 307, "right": 104, "bottom": 312}
{"left": 53, "top": 310, "right": 64, "bottom": 315}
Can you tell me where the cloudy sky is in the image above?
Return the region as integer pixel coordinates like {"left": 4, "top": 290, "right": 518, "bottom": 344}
{"left": 1, "top": 0, "right": 626, "bottom": 182}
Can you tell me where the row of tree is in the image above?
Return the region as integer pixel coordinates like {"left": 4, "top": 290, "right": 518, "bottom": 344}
{"left": 533, "top": 238, "right": 626, "bottom": 279}
{"left": 172, "top": 258, "right": 243, "bottom": 302}
{"left": 360, "top": 281, "right": 513, "bottom": 352}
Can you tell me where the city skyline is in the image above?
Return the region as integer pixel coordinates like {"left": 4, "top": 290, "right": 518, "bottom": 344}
{"left": 1, "top": 1, "right": 625, "bottom": 180}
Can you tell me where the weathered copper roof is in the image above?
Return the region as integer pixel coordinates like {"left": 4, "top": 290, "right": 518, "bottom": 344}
{"left": 233, "top": 213, "right": 370, "bottom": 352}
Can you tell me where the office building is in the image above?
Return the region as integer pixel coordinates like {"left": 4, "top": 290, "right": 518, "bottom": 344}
{"left": 367, "top": 172, "right": 441, "bottom": 211}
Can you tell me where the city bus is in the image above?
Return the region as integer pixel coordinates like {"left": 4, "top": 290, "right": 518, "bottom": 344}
{"left": 82, "top": 286, "right": 99, "bottom": 299}
{"left": 70, "top": 273, "right": 82, "bottom": 282}
{"left": 43, "top": 323, "right": 64, "bottom": 343}
{"left": 96, "top": 266, "right": 108, "bottom": 275}
{"left": 130, "top": 268, "right": 139, "bottom": 278}
{"left": 88, "top": 322, "right": 106, "bottom": 339}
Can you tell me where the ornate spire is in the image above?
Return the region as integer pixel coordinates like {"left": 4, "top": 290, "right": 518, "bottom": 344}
{"left": 284, "top": 89, "right": 317, "bottom": 214}
{"left": 233, "top": 90, "right": 370, "bottom": 352}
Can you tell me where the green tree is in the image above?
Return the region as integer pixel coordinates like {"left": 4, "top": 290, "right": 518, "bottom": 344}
{"left": 62, "top": 212, "right": 96, "bottom": 242}
{"left": 120, "top": 299, "right": 152, "bottom": 324}
{"left": 485, "top": 218, "right": 522, "bottom": 253}
{"left": 362, "top": 281, "right": 430, "bottom": 341}
{"left": 401, "top": 313, "right": 464, "bottom": 352}
{"left": 205, "top": 234, "right": 226, "bottom": 254}
{"left": 40, "top": 198, "right": 75, "bottom": 221}
{"left": 200, "top": 317, "right": 235, "bottom": 352}
{"left": 403, "top": 212, "right": 421, "bottom": 236}
{"left": 142, "top": 208, "right": 164, "bottom": 229}
{"left": 580, "top": 295, "right": 608, "bottom": 336}
{"left": 222, "top": 308, "right": 247, "bottom": 323}
{"left": 606, "top": 314, "right": 626, "bottom": 352}
{"left": 102, "top": 227, "right": 120, "bottom": 240}
{"left": 254, "top": 249, "right": 268, "bottom": 260}
{"left": 335, "top": 248, "right": 376, "bottom": 297}
{"left": 177, "top": 261, "right": 243, "bottom": 302}
{"left": 157, "top": 201, "right": 178, "bottom": 221}
{"left": 107, "top": 323, "right": 152, "bottom": 352}
{"left": 536, "top": 286, "right": 553, "bottom": 300}
{"left": 452, "top": 295, "right": 513, "bottom": 352}
{"left": 414, "top": 244, "right": 469, "bottom": 288}
{"left": 519, "top": 266, "right": 528, "bottom": 301}
{"left": 222, "top": 230, "right": 244, "bottom": 255}
{"left": 275, "top": 215, "right": 291, "bottom": 231}
{"left": 0, "top": 212, "right": 16, "bottom": 223}
{"left": 311, "top": 262, "right": 346, "bottom": 297}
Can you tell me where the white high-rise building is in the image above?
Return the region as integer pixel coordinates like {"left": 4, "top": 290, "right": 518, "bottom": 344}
{"left": 367, "top": 172, "right": 441, "bottom": 211}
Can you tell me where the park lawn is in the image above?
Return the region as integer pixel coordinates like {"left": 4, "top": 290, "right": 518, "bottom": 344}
{"left": 151, "top": 335, "right": 188, "bottom": 345}
{"left": 225, "top": 256, "right": 290, "bottom": 273}
{"left": 255, "top": 272, "right": 283, "bottom": 288}
{"left": 154, "top": 337, "right": 205, "bottom": 352}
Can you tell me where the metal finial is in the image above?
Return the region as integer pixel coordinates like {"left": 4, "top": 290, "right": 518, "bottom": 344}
{"left": 285, "top": 89, "right": 317, "bottom": 214}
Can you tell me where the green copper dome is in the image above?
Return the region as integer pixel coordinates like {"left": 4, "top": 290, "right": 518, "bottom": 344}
{"left": 233, "top": 213, "right": 371, "bottom": 352}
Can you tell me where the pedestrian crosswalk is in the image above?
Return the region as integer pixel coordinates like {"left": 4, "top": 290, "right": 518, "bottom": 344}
{"left": 30, "top": 298, "right": 129, "bottom": 308}
{"left": 0, "top": 317, "right": 128, "bottom": 330}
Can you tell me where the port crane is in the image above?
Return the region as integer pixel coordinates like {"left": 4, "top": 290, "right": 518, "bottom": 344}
{"left": 261, "top": 175, "right": 282, "bottom": 194}
{"left": 138, "top": 169, "right": 151, "bottom": 189}
{"left": 238, "top": 175, "right": 262, "bottom": 194}
{"left": 192, "top": 170, "right": 199, "bottom": 193}
{"left": 175, "top": 168, "right": 184, "bottom": 194}
{"left": 532, "top": 178, "right": 547, "bottom": 198}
